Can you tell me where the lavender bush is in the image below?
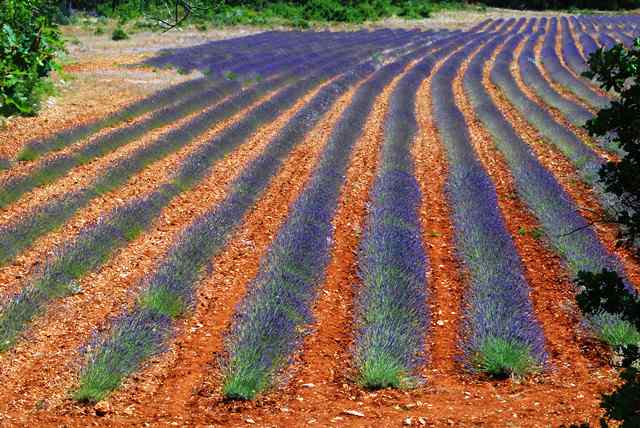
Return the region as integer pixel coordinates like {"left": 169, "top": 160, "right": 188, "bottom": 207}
{"left": 352, "top": 32, "right": 479, "bottom": 390}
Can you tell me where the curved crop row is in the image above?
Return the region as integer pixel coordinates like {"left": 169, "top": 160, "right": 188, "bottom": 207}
{"left": 559, "top": 17, "right": 588, "bottom": 76}
{"left": 16, "top": 29, "right": 412, "bottom": 164}
{"left": 492, "top": 32, "right": 620, "bottom": 213}
{"left": 598, "top": 32, "right": 617, "bottom": 50}
{"left": 432, "top": 35, "right": 547, "bottom": 377}
{"left": 156, "top": 29, "right": 425, "bottom": 74}
{"left": 72, "top": 52, "right": 409, "bottom": 403}
{"left": 519, "top": 31, "right": 593, "bottom": 127}
{"left": 71, "top": 34, "right": 450, "bottom": 403}
{"left": 351, "top": 32, "right": 475, "bottom": 390}
{"left": 540, "top": 18, "right": 609, "bottom": 110}
{"left": 16, "top": 77, "right": 215, "bottom": 163}
{"left": 351, "top": 31, "right": 484, "bottom": 391}
{"left": 577, "top": 32, "right": 599, "bottom": 59}
{"left": 484, "top": 33, "right": 640, "bottom": 348}
{"left": 352, "top": 51, "right": 442, "bottom": 391}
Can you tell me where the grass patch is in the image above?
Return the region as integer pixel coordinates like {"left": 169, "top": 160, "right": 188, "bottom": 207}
{"left": 589, "top": 311, "right": 640, "bottom": 348}
{"left": 111, "top": 27, "right": 129, "bottom": 41}
{"left": 222, "top": 351, "right": 273, "bottom": 400}
{"left": 16, "top": 147, "right": 38, "bottom": 162}
{"left": 473, "top": 336, "right": 539, "bottom": 378}
{"left": 357, "top": 353, "right": 411, "bottom": 390}
{"left": 138, "top": 287, "right": 185, "bottom": 318}
{"left": 74, "top": 310, "right": 171, "bottom": 402}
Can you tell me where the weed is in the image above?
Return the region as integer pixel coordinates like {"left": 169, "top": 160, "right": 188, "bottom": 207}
{"left": 112, "top": 27, "right": 129, "bottom": 41}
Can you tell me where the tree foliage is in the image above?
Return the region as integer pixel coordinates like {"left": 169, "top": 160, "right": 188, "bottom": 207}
{"left": 0, "top": 0, "right": 64, "bottom": 117}
{"left": 480, "top": 0, "right": 640, "bottom": 10}
{"left": 584, "top": 40, "right": 640, "bottom": 249}
{"left": 579, "top": 39, "right": 640, "bottom": 424}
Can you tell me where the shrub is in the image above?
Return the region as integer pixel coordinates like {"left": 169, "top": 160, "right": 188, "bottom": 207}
{"left": 111, "top": 26, "right": 129, "bottom": 40}
{"left": 479, "top": 0, "right": 640, "bottom": 9}
{"left": 576, "top": 269, "right": 640, "bottom": 324}
{"left": 583, "top": 40, "right": 640, "bottom": 250}
{"left": 0, "top": 0, "right": 63, "bottom": 117}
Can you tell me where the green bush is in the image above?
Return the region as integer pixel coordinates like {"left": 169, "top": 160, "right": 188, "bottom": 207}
{"left": 579, "top": 38, "right": 640, "bottom": 427}
{"left": 583, "top": 40, "right": 640, "bottom": 249}
{"left": 65, "top": 0, "right": 451, "bottom": 27}
{"left": 0, "top": 0, "right": 63, "bottom": 117}
{"left": 111, "top": 26, "right": 129, "bottom": 40}
{"left": 480, "top": 0, "right": 640, "bottom": 9}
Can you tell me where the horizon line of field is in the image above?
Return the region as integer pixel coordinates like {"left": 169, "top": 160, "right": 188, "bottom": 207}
{"left": 0, "top": 14, "right": 636, "bottom": 404}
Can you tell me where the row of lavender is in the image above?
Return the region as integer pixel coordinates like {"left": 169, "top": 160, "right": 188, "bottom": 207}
{"left": 74, "top": 52, "right": 388, "bottom": 403}
{"left": 353, "top": 31, "right": 479, "bottom": 389}
{"left": 3, "top": 13, "right": 638, "bottom": 403}
{"left": 219, "top": 31, "right": 479, "bottom": 399}
{"left": 0, "top": 29, "right": 442, "bottom": 176}
{"left": 432, "top": 29, "right": 548, "bottom": 377}
{"left": 1, "top": 29, "right": 428, "bottom": 197}
{"left": 70, "top": 24, "right": 523, "bottom": 401}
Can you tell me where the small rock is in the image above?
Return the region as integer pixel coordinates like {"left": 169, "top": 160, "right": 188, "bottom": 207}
{"left": 418, "top": 417, "right": 427, "bottom": 426}
{"left": 94, "top": 401, "right": 111, "bottom": 416}
{"left": 342, "top": 410, "right": 365, "bottom": 417}
{"left": 246, "top": 418, "right": 256, "bottom": 424}
{"left": 330, "top": 417, "right": 344, "bottom": 422}
{"left": 302, "top": 383, "right": 316, "bottom": 388}
{"left": 436, "top": 320, "right": 445, "bottom": 326}
{"left": 404, "top": 417, "right": 413, "bottom": 425}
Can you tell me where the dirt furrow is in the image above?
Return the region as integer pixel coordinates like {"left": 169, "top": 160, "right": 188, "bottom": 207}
{"left": 414, "top": 61, "right": 465, "bottom": 382}
{"left": 521, "top": 38, "right": 612, "bottom": 161}
{"left": 0, "top": 99, "right": 221, "bottom": 223}
{"left": 174, "top": 51, "right": 421, "bottom": 428}
{"left": 257, "top": 60, "right": 407, "bottom": 425}
{"left": 553, "top": 21, "right": 610, "bottom": 100}
{"left": 0, "top": 108, "right": 160, "bottom": 183}
{"left": 0, "top": 80, "right": 330, "bottom": 424}
{"left": 0, "top": 65, "right": 194, "bottom": 161}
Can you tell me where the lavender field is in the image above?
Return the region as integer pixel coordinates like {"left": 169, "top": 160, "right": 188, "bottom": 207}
{"left": 0, "top": 15, "right": 638, "bottom": 426}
